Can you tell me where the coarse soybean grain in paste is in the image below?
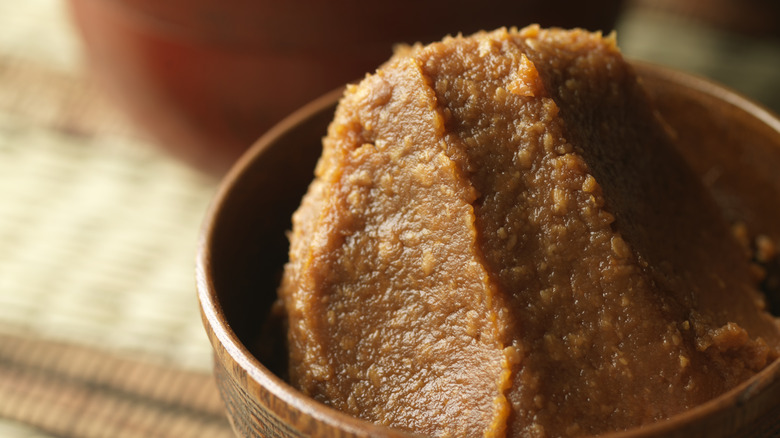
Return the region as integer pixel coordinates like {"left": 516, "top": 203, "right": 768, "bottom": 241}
{"left": 276, "top": 26, "right": 780, "bottom": 437}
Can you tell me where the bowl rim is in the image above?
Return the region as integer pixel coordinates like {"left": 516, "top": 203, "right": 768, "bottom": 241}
{"left": 197, "top": 61, "right": 780, "bottom": 438}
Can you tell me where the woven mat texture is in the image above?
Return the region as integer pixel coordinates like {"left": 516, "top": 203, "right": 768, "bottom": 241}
{"left": 0, "top": 1, "right": 229, "bottom": 437}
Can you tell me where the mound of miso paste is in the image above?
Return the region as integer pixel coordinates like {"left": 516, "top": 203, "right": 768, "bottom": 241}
{"left": 276, "top": 26, "right": 780, "bottom": 437}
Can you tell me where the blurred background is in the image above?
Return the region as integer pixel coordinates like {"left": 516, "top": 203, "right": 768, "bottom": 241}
{"left": 0, "top": 0, "right": 777, "bottom": 437}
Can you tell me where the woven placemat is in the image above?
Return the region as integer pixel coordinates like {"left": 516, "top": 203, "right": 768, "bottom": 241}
{"left": 0, "top": 333, "right": 234, "bottom": 438}
{"left": 0, "top": 60, "right": 231, "bottom": 437}
{"left": 0, "top": 2, "right": 234, "bottom": 436}
{"left": 0, "top": 56, "right": 219, "bottom": 371}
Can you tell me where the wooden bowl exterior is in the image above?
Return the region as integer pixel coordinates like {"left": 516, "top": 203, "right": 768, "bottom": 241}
{"left": 197, "top": 63, "right": 780, "bottom": 438}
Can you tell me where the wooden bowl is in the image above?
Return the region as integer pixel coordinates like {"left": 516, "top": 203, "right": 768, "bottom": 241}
{"left": 196, "top": 62, "right": 780, "bottom": 437}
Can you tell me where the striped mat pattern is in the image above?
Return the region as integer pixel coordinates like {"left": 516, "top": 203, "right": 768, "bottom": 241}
{"left": 0, "top": 333, "right": 234, "bottom": 438}
{"left": 0, "top": 2, "right": 232, "bottom": 436}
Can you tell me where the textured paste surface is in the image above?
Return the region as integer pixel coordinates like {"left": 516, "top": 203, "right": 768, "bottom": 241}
{"left": 277, "top": 26, "right": 780, "bottom": 438}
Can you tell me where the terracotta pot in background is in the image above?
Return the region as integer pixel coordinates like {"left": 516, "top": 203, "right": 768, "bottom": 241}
{"left": 67, "top": 0, "right": 624, "bottom": 175}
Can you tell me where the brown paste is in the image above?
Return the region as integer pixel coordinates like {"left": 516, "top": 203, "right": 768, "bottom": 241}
{"left": 277, "top": 26, "right": 780, "bottom": 437}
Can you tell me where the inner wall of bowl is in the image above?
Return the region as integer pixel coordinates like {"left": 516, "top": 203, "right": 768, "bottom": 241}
{"left": 639, "top": 66, "right": 780, "bottom": 315}
{"left": 208, "top": 103, "right": 334, "bottom": 376}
